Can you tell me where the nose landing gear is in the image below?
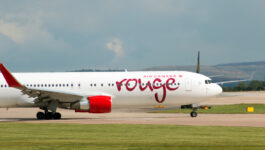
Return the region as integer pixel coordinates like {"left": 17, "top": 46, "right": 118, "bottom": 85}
{"left": 190, "top": 111, "right": 198, "bottom": 117}
{"left": 190, "top": 107, "right": 198, "bottom": 117}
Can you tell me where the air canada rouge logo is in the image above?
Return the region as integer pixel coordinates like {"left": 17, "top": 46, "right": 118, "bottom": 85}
{"left": 116, "top": 78, "right": 179, "bottom": 103}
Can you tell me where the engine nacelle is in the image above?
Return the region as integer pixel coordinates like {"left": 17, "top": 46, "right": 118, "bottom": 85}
{"left": 72, "top": 96, "right": 112, "bottom": 113}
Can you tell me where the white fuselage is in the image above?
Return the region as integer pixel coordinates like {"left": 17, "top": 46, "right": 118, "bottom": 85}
{"left": 0, "top": 71, "right": 222, "bottom": 110}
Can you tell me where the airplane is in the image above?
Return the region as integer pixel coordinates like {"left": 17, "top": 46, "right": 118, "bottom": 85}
{"left": 0, "top": 53, "right": 232, "bottom": 120}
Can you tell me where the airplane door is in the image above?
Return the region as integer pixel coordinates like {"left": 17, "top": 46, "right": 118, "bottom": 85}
{"left": 206, "top": 87, "right": 209, "bottom": 96}
{"left": 185, "top": 78, "right": 192, "bottom": 91}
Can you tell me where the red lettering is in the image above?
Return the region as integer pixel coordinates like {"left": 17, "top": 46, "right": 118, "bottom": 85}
{"left": 116, "top": 77, "right": 180, "bottom": 104}
{"left": 166, "top": 78, "right": 179, "bottom": 90}
{"left": 138, "top": 79, "right": 153, "bottom": 91}
{"left": 126, "top": 79, "right": 137, "bottom": 91}
{"left": 116, "top": 79, "right": 127, "bottom": 91}
{"left": 153, "top": 78, "right": 166, "bottom": 103}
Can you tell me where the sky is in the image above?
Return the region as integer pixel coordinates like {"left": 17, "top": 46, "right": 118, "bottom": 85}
{"left": 0, "top": 0, "right": 265, "bottom": 72}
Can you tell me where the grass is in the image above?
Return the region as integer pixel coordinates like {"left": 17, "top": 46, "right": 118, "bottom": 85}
{"left": 152, "top": 104, "right": 265, "bottom": 114}
{"left": 0, "top": 123, "right": 265, "bottom": 150}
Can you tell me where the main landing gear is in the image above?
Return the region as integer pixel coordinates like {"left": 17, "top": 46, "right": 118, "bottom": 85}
{"left": 36, "top": 109, "right": 61, "bottom": 120}
{"left": 36, "top": 112, "right": 61, "bottom": 120}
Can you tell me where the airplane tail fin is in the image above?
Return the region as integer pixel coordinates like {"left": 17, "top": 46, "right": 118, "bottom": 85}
{"left": 196, "top": 51, "right": 200, "bottom": 73}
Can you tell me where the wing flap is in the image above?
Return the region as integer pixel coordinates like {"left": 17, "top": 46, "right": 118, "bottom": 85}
{"left": 22, "top": 88, "right": 84, "bottom": 103}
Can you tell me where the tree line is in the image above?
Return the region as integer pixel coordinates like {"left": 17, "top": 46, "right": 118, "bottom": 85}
{"left": 223, "top": 80, "right": 265, "bottom": 91}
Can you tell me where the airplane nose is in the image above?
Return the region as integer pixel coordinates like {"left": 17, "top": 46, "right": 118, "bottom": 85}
{"left": 207, "top": 84, "right": 223, "bottom": 96}
{"left": 216, "top": 84, "right": 223, "bottom": 95}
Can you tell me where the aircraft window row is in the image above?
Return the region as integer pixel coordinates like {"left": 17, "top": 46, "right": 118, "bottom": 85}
{"left": 0, "top": 85, "right": 8, "bottom": 88}
{"left": 92, "top": 83, "right": 181, "bottom": 87}
{"left": 1, "top": 82, "right": 181, "bottom": 88}
{"left": 0, "top": 83, "right": 81, "bottom": 88}
{"left": 205, "top": 80, "right": 212, "bottom": 84}
{"left": 26, "top": 84, "right": 73, "bottom": 87}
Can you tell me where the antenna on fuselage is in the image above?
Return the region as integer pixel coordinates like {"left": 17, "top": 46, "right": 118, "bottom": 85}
{"left": 196, "top": 51, "right": 200, "bottom": 73}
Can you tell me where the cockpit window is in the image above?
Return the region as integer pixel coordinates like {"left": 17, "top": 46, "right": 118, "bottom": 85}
{"left": 205, "top": 80, "right": 212, "bottom": 84}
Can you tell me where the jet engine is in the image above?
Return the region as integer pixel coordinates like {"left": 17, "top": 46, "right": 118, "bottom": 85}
{"left": 71, "top": 96, "right": 112, "bottom": 113}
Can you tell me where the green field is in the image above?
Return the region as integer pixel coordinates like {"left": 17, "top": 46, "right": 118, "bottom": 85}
{"left": 152, "top": 104, "right": 265, "bottom": 114}
{"left": 0, "top": 123, "right": 265, "bottom": 150}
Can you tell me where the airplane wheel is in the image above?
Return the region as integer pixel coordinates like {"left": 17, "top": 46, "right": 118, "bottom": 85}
{"left": 53, "top": 113, "right": 61, "bottom": 120}
{"left": 36, "top": 112, "right": 45, "bottom": 120}
{"left": 45, "top": 112, "right": 53, "bottom": 120}
{"left": 190, "top": 111, "right": 198, "bottom": 117}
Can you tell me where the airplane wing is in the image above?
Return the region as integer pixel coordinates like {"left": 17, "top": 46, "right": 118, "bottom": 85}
{"left": 214, "top": 72, "right": 255, "bottom": 85}
{"left": 215, "top": 79, "right": 250, "bottom": 85}
{"left": 0, "top": 63, "right": 110, "bottom": 105}
{"left": 22, "top": 88, "right": 83, "bottom": 103}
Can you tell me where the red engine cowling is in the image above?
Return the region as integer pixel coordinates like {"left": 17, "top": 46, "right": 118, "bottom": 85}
{"left": 74, "top": 96, "right": 112, "bottom": 113}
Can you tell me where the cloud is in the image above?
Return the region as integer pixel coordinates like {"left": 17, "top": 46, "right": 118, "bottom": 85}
{"left": 0, "top": 19, "right": 27, "bottom": 44}
{"left": 0, "top": 12, "right": 69, "bottom": 51}
{"left": 106, "top": 38, "right": 124, "bottom": 58}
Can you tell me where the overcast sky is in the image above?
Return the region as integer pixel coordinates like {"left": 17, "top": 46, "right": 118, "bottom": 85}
{"left": 0, "top": 0, "right": 265, "bottom": 72}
